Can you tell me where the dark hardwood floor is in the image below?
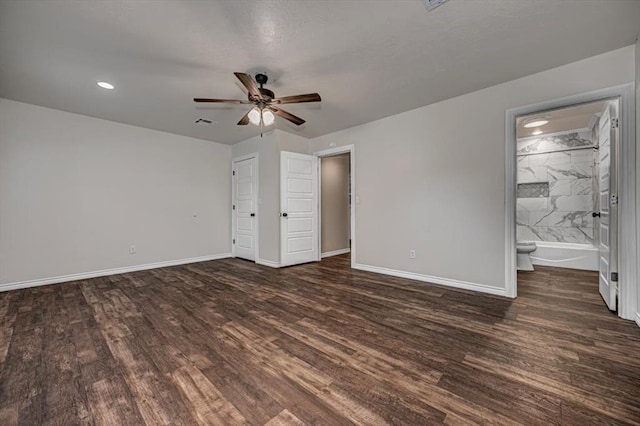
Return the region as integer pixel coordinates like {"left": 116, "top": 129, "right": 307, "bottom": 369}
{"left": 1, "top": 255, "right": 639, "bottom": 425}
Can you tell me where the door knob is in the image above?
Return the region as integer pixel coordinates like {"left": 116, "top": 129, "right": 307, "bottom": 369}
{"left": 592, "top": 212, "right": 601, "bottom": 218}
{"left": 282, "top": 213, "right": 288, "bottom": 217}
{"left": 250, "top": 213, "right": 255, "bottom": 217}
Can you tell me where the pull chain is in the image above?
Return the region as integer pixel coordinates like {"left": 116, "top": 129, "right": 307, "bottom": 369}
{"left": 260, "top": 112, "right": 264, "bottom": 138}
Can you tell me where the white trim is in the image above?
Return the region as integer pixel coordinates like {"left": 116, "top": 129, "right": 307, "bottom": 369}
{"left": 321, "top": 248, "right": 351, "bottom": 258}
{"left": 354, "top": 263, "right": 507, "bottom": 297}
{"left": 0, "top": 253, "right": 232, "bottom": 292}
{"left": 615, "top": 84, "right": 637, "bottom": 321}
{"left": 231, "top": 152, "right": 259, "bottom": 262}
{"left": 256, "top": 258, "right": 281, "bottom": 268}
{"left": 314, "top": 144, "right": 356, "bottom": 269}
{"left": 505, "top": 107, "right": 517, "bottom": 298}
{"left": 635, "top": 312, "right": 640, "bottom": 328}
{"left": 505, "top": 83, "right": 637, "bottom": 319}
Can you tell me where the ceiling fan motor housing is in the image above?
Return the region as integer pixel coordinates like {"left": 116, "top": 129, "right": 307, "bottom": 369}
{"left": 251, "top": 73, "right": 274, "bottom": 102}
{"left": 254, "top": 88, "right": 274, "bottom": 102}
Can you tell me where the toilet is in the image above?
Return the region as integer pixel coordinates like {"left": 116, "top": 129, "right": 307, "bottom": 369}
{"left": 517, "top": 241, "right": 537, "bottom": 271}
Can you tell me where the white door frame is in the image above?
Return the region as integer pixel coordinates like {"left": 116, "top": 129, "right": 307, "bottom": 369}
{"left": 314, "top": 145, "right": 356, "bottom": 269}
{"left": 231, "top": 152, "right": 259, "bottom": 262}
{"left": 504, "top": 83, "right": 637, "bottom": 321}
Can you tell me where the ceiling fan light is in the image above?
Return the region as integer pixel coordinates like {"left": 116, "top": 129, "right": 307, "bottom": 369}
{"left": 262, "top": 109, "right": 275, "bottom": 126}
{"left": 248, "top": 107, "right": 261, "bottom": 125}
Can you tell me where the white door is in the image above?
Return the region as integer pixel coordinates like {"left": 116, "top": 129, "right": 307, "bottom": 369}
{"left": 233, "top": 156, "right": 257, "bottom": 261}
{"left": 597, "top": 102, "right": 618, "bottom": 311}
{"left": 280, "top": 151, "right": 319, "bottom": 266}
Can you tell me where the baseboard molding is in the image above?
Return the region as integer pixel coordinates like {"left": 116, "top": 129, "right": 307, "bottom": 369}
{"left": 0, "top": 253, "right": 232, "bottom": 292}
{"left": 636, "top": 312, "right": 640, "bottom": 328}
{"left": 321, "top": 248, "right": 351, "bottom": 258}
{"left": 353, "top": 263, "right": 507, "bottom": 297}
{"left": 256, "top": 258, "right": 281, "bottom": 268}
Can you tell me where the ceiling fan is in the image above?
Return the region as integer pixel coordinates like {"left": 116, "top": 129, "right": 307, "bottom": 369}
{"left": 194, "top": 72, "right": 321, "bottom": 128}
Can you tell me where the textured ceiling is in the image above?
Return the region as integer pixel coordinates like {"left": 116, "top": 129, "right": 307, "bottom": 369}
{"left": 1, "top": 0, "right": 639, "bottom": 145}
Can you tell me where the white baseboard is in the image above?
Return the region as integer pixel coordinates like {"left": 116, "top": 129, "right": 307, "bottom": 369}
{"left": 0, "top": 253, "right": 232, "bottom": 292}
{"left": 636, "top": 312, "right": 640, "bottom": 328}
{"left": 256, "top": 258, "right": 281, "bottom": 268}
{"left": 321, "top": 248, "right": 351, "bottom": 258}
{"left": 353, "top": 263, "right": 507, "bottom": 297}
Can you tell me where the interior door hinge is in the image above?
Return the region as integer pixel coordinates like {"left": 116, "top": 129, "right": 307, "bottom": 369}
{"left": 232, "top": 205, "right": 235, "bottom": 210}
{"left": 611, "top": 272, "right": 618, "bottom": 282}
{"left": 232, "top": 170, "right": 235, "bottom": 176}
{"left": 611, "top": 118, "right": 619, "bottom": 129}
{"left": 610, "top": 195, "right": 618, "bottom": 206}
{"left": 233, "top": 239, "right": 235, "bottom": 244}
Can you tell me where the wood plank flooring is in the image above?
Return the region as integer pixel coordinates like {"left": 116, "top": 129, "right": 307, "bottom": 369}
{"left": 1, "top": 255, "right": 639, "bottom": 425}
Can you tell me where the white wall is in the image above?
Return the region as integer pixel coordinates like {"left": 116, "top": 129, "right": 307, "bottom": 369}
{"left": 0, "top": 99, "right": 232, "bottom": 287}
{"left": 231, "top": 129, "right": 309, "bottom": 264}
{"left": 309, "top": 45, "right": 636, "bottom": 294}
{"left": 276, "top": 130, "right": 311, "bottom": 154}
{"left": 321, "top": 154, "right": 350, "bottom": 253}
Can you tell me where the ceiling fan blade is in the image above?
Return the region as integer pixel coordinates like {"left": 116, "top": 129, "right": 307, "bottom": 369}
{"left": 194, "top": 98, "right": 249, "bottom": 104}
{"left": 234, "top": 72, "right": 263, "bottom": 100}
{"left": 269, "top": 106, "right": 305, "bottom": 126}
{"left": 272, "top": 93, "right": 321, "bottom": 104}
{"left": 237, "top": 110, "right": 251, "bottom": 125}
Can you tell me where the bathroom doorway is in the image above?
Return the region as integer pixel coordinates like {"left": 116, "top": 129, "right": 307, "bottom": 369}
{"left": 516, "top": 99, "right": 617, "bottom": 309}
{"left": 314, "top": 145, "right": 356, "bottom": 268}
{"left": 505, "top": 84, "right": 637, "bottom": 320}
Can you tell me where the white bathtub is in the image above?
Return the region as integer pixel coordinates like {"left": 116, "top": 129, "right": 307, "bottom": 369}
{"left": 530, "top": 241, "right": 598, "bottom": 271}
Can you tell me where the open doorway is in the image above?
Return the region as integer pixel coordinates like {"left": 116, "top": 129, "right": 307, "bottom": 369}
{"left": 515, "top": 99, "right": 618, "bottom": 310}
{"left": 320, "top": 153, "right": 351, "bottom": 259}
{"left": 505, "top": 84, "right": 637, "bottom": 320}
{"left": 315, "top": 145, "right": 356, "bottom": 268}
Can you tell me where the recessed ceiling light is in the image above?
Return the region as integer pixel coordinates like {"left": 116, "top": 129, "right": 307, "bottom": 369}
{"left": 97, "top": 81, "right": 115, "bottom": 90}
{"left": 531, "top": 129, "right": 543, "bottom": 135}
{"left": 524, "top": 119, "right": 549, "bottom": 128}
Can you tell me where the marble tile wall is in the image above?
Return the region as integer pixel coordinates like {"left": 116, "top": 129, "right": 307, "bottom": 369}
{"left": 516, "top": 130, "right": 596, "bottom": 244}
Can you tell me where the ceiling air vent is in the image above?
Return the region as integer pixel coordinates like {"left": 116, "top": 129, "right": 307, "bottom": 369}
{"left": 421, "top": 0, "right": 449, "bottom": 11}
{"left": 195, "top": 118, "right": 215, "bottom": 126}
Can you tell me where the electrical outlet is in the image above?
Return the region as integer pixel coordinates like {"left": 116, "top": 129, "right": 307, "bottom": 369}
{"left": 409, "top": 250, "right": 416, "bottom": 259}
{"left": 129, "top": 245, "right": 136, "bottom": 254}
